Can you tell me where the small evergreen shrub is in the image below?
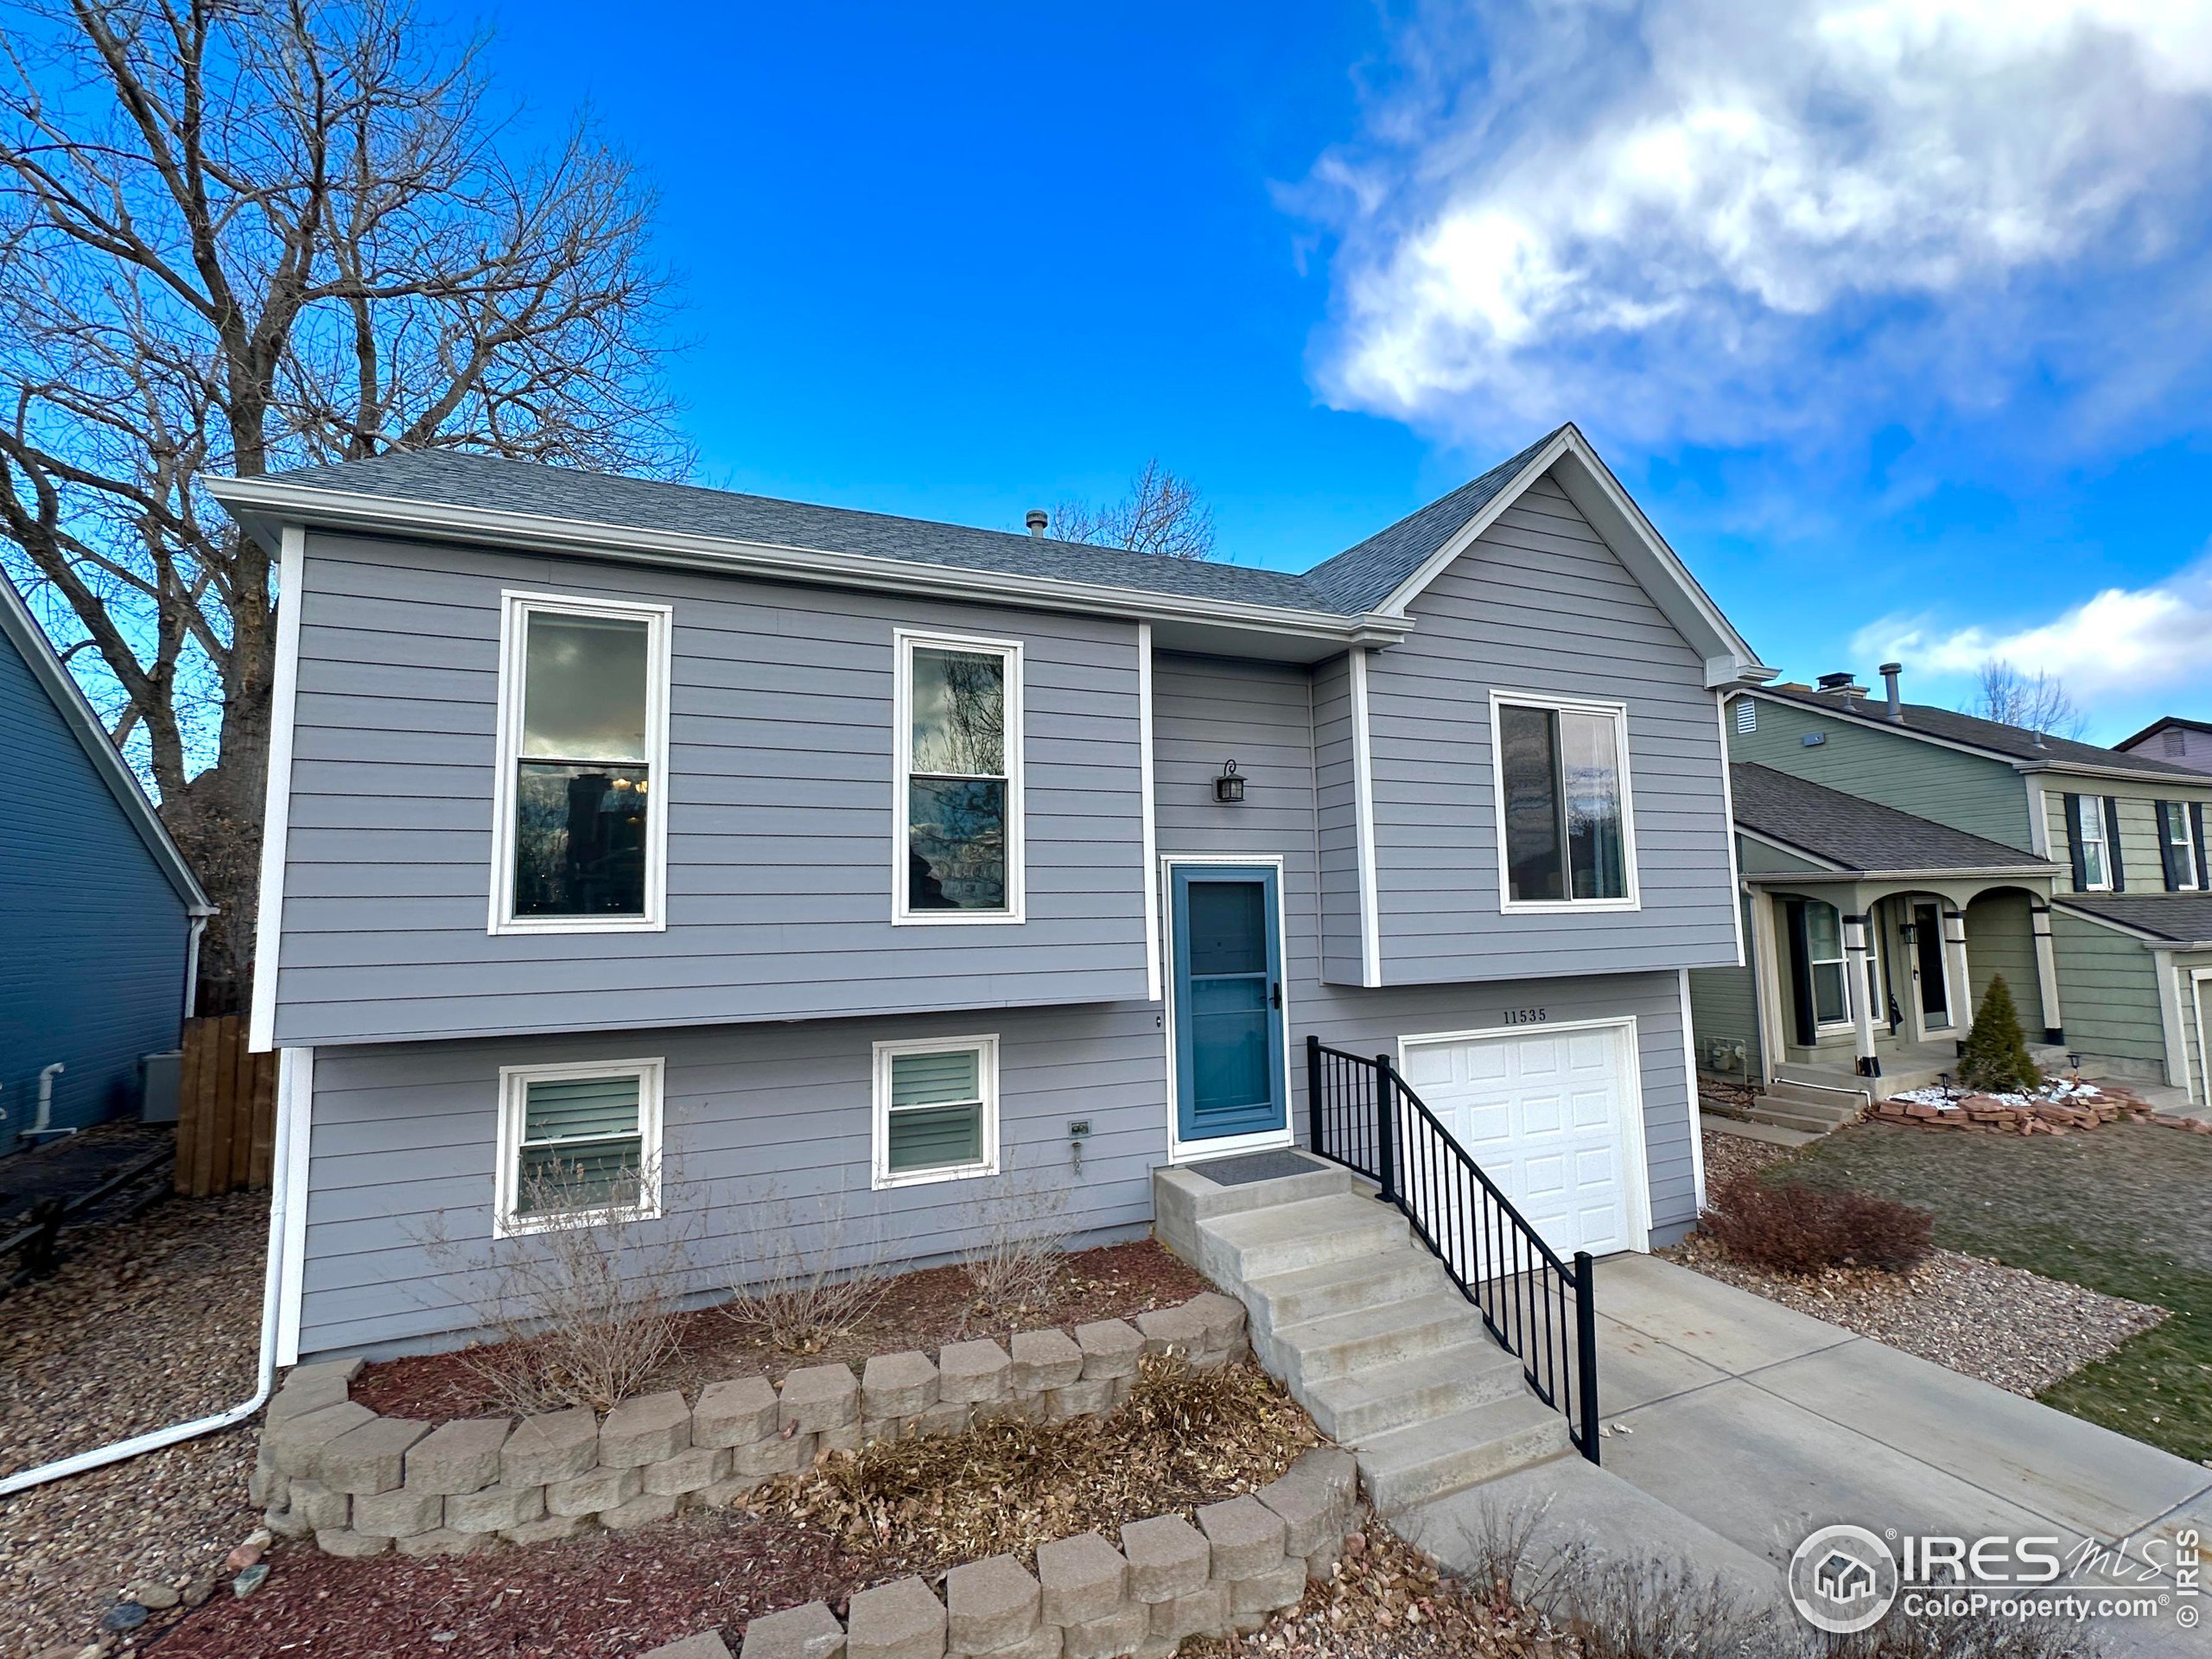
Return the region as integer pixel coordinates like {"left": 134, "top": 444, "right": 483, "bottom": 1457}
{"left": 1958, "top": 973, "right": 2042, "bottom": 1095}
{"left": 1700, "top": 1173, "right": 1934, "bottom": 1274}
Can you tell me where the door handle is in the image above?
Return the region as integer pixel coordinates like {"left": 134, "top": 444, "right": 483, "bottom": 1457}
{"left": 1271, "top": 982, "right": 1282, "bottom": 1009}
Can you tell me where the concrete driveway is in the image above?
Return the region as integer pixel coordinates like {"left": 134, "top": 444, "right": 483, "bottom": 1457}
{"left": 1403, "top": 1255, "right": 2212, "bottom": 1655}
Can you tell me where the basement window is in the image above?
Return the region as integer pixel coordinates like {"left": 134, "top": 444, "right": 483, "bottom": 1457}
{"left": 872, "top": 1036, "right": 1000, "bottom": 1188}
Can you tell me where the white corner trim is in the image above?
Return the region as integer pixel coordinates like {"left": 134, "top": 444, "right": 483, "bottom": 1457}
{"left": 2027, "top": 777, "right": 2052, "bottom": 859}
{"left": 274, "top": 1045, "right": 315, "bottom": 1367}
{"left": 1486, "top": 687, "right": 1643, "bottom": 914}
{"left": 869, "top": 1033, "right": 1002, "bottom": 1189}
{"left": 1349, "top": 648, "right": 1382, "bottom": 988}
{"left": 1715, "top": 691, "right": 1745, "bottom": 967}
{"left": 1138, "top": 623, "right": 1161, "bottom": 1002}
{"left": 1677, "top": 968, "right": 1707, "bottom": 1215}
{"left": 248, "top": 524, "right": 308, "bottom": 1053}
{"left": 493, "top": 1057, "right": 666, "bottom": 1238}
{"left": 2152, "top": 949, "right": 2189, "bottom": 1090}
{"left": 891, "top": 626, "right": 1027, "bottom": 926}
{"left": 2190, "top": 966, "right": 2212, "bottom": 1108}
{"left": 488, "top": 589, "right": 673, "bottom": 936}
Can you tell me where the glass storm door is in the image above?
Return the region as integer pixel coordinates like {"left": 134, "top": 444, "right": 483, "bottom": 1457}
{"left": 1913, "top": 901, "right": 1949, "bottom": 1028}
{"left": 1171, "top": 866, "right": 1287, "bottom": 1143}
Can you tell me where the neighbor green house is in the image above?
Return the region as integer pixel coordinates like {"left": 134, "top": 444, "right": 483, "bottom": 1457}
{"left": 1690, "top": 669, "right": 2212, "bottom": 1125}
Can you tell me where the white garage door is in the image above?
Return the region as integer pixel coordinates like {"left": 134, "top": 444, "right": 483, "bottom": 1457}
{"left": 1398, "top": 1024, "right": 1643, "bottom": 1262}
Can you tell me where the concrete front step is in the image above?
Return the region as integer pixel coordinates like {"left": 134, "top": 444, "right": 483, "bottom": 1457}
{"left": 1198, "top": 1194, "right": 1411, "bottom": 1283}
{"left": 1355, "top": 1394, "right": 1576, "bottom": 1516}
{"left": 1758, "top": 1079, "right": 1866, "bottom": 1114}
{"left": 1244, "top": 1249, "right": 1453, "bottom": 1331}
{"left": 1744, "top": 1097, "right": 1854, "bottom": 1136}
{"left": 1303, "top": 1340, "right": 1529, "bottom": 1441}
{"left": 1274, "top": 1290, "right": 1485, "bottom": 1389}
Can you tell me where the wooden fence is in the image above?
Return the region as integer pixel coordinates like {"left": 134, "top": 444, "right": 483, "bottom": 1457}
{"left": 175, "top": 1014, "right": 278, "bottom": 1198}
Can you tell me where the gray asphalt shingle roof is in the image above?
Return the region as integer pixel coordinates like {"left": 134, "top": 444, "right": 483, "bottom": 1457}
{"left": 1755, "top": 684, "right": 2206, "bottom": 781}
{"left": 264, "top": 435, "right": 1571, "bottom": 621}
{"left": 1731, "top": 763, "right": 2055, "bottom": 875}
{"left": 2054, "top": 892, "right": 2212, "bottom": 945}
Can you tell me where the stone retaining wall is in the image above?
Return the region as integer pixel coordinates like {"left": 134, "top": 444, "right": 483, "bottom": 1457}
{"left": 641, "top": 1445, "right": 1358, "bottom": 1659}
{"left": 251, "top": 1292, "right": 1251, "bottom": 1558}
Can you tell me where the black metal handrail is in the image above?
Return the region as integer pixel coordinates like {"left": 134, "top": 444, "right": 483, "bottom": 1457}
{"left": 1306, "top": 1034, "right": 1600, "bottom": 1464}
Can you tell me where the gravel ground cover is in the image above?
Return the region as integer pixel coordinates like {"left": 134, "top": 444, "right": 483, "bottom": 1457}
{"left": 353, "top": 1238, "right": 1208, "bottom": 1419}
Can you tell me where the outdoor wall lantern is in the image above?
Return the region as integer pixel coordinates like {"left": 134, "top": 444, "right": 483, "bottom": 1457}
{"left": 1214, "top": 760, "right": 1245, "bottom": 804}
{"left": 1899, "top": 921, "right": 1917, "bottom": 945}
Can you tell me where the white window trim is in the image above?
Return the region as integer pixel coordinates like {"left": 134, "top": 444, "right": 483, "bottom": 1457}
{"left": 2159, "top": 801, "right": 2200, "bottom": 891}
{"left": 2076, "top": 796, "right": 2113, "bottom": 893}
{"left": 493, "top": 1057, "right": 664, "bottom": 1238}
{"left": 1488, "top": 689, "right": 1642, "bottom": 914}
{"left": 1806, "top": 899, "right": 1853, "bottom": 1033}
{"left": 871, "top": 1033, "right": 1001, "bottom": 1189}
{"left": 488, "top": 589, "right": 674, "bottom": 936}
{"left": 891, "top": 627, "right": 1026, "bottom": 925}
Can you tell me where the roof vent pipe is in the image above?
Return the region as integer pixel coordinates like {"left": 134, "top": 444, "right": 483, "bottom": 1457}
{"left": 1025, "top": 509, "right": 1048, "bottom": 539}
{"left": 1879, "top": 662, "right": 1903, "bottom": 721}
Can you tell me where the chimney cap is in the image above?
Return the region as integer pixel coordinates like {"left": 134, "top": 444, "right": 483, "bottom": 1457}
{"left": 1025, "top": 509, "right": 1048, "bottom": 538}
{"left": 1816, "top": 671, "right": 1856, "bottom": 690}
{"left": 1878, "top": 661, "right": 1903, "bottom": 677}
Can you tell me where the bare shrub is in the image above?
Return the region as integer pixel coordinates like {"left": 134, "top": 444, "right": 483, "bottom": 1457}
{"left": 1700, "top": 1173, "right": 1934, "bottom": 1275}
{"left": 961, "top": 1162, "right": 1073, "bottom": 1326}
{"left": 425, "top": 1157, "right": 692, "bottom": 1414}
{"left": 722, "top": 1186, "right": 889, "bottom": 1357}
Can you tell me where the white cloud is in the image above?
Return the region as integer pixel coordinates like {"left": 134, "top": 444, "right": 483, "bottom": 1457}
{"left": 1853, "top": 556, "right": 2212, "bottom": 700}
{"left": 1303, "top": 0, "right": 2212, "bottom": 447}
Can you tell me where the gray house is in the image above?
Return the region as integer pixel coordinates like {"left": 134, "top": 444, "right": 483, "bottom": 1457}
{"left": 2120, "top": 716, "right": 2212, "bottom": 775}
{"left": 2, "top": 572, "right": 212, "bottom": 1148}
{"left": 212, "top": 423, "right": 1768, "bottom": 1363}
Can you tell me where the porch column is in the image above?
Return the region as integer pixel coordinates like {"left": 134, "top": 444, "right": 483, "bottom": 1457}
{"left": 1942, "top": 908, "right": 1974, "bottom": 1042}
{"left": 1844, "top": 912, "right": 1879, "bottom": 1077}
{"left": 1749, "top": 889, "right": 1786, "bottom": 1084}
{"left": 2030, "top": 904, "right": 2064, "bottom": 1045}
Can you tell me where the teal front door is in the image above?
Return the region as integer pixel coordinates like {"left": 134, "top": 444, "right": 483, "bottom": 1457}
{"left": 1171, "top": 865, "right": 1287, "bottom": 1143}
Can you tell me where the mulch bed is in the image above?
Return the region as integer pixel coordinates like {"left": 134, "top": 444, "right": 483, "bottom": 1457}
{"left": 352, "top": 1239, "right": 1208, "bottom": 1420}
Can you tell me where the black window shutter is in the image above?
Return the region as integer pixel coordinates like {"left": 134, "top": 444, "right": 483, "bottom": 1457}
{"left": 2063, "top": 794, "right": 2088, "bottom": 890}
{"left": 2104, "top": 796, "right": 2126, "bottom": 892}
{"left": 2193, "top": 803, "right": 2209, "bottom": 891}
{"left": 1785, "top": 899, "right": 1816, "bottom": 1047}
{"left": 2158, "top": 801, "right": 2184, "bottom": 890}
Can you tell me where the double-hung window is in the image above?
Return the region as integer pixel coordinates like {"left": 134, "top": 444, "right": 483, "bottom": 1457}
{"left": 2159, "top": 800, "right": 2202, "bottom": 891}
{"left": 2073, "top": 795, "right": 2113, "bottom": 892}
{"left": 1492, "top": 692, "right": 1637, "bottom": 910}
{"left": 871, "top": 1035, "right": 999, "bottom": 1187}
{"left": 1805, "top": 902, "right": 1852, "bottom": 1029}
{"left": 493, "top": 593, "right": 672, "bottom": 932}
{"left": 894, "top": 630, "right": 1024, "bottom": 922}
{"left": 494, "top": 1058, "right": 663, "bottom": 1236}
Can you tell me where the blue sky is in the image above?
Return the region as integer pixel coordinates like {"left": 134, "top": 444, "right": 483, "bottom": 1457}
{"left": 486, "top": 1, "right": 2212, "bottom": 741}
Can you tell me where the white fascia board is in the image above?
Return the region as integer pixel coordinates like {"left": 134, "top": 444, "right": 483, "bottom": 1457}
{"left": 1369, "top": 424, "right": 1767, "bottom": 682}
{"left": 1742, "top": 862, "right": 2062, "bottom": 885}
{"left": 208, "top": 477, "right": 1412, "bottom": 653}
{"left": 2016, "top": 760, "right": 2212, "bottom": 788}
{"left": 0, "top": 572, "right": 212, "bottom": 912}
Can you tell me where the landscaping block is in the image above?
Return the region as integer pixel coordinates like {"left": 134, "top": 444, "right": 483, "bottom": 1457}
{"left": 696, "top": 1376, "right": 780, "bottom": 1448}
{"left": 1071, "top": 1320, "right": 1143, "bottom": 1380}
{"left": 1044, "top": 1379, "right": 1114, "bottom": 1421}
{"left": 503, "top": 1511, "right": 595, "bottom": 1545}
{"left": 912, "top": 1402, "right": 972, "bottom": 1439}
{"left": 1146, "top": 1581, "right": 1229, "bottom": 1643}
{"left": 351, "top": 1485, "right": 444, "bottom": 1539}
{"left": 545, "top": 1462, "right": 643, "bottom": 1517}
{"left": 1119, "top": 1515, "right": 1210, "bottom": 1602}
{"left": 315, "top": 1528, "right": 389, "bottom": 1558}
{"left": 740, "top": 1599, "right": 848, "bottom": 1659}
{"left": 601, "top": 1491, "right": 678, "bottom": 1529}
{"left": 1183, "top": 1293, "right": 1247, "bottom": 1352}
{"left": 818, "top": 1420, "right": 862, "bottom": 1454}
{"left": 406, "top": 1417, "right": 510, "bottom": 1495}
{"left": 287, "top": 1477, "right": 351, "bottom": 1533}
{"left": 846, "top": 1574, "right": 946, "bottom": 1659}
{"left": 779, "top": 1363, "right": 861, "bottom": 1433}
{"left": 267, "top": 1374, "right": 353, "bottom": 1423}
{"left": 600, "top": 1389, "right": 691, "bottom": 1466}
{"left": 1285, "top": 1447, "right": 1356, "bottom": 1518}
{"left": 731, "top": 1429, "right": 817, "bottom": 1477}
{"left": 264, "top": 1503, "right": 312, "bottom": 1540}
{"left": 861, "top": 1351, "right": 939, "bottom": 1419}
{"left": 1058, "top": 1602, "right": 1147, "bottom": 1659}
{"left": 994, "top": 1394, "right": 1046, "bottom": 1427}
{"left": 945, "top": 1554, "right": 1040, "bottom": 1653}
{"left": 1007, "top": 1328, "right": 1084, "bottom": 1393}
{"left": 1035, "top": 1532, "right": 1128, "bottom": 1627}
{"left": 445, "top": 1480, "right": 545, "bottom": 1535}
{"left": 1230, "top": 1560, "right": 1306, "bottom": 1615}
{"left": 397, "top": 1527, "right": 486, "bottom": 1559}
{"left": 645, "top": 1445, "right": 732, "bottom": 1496}
{"left": 246, "top": 1460, "right": 289, "bottom": 1510}
{"left": 502, "top": 1407, "right": 599, "bottom": 1486}
{"left": 316, "top": 1417, "right": 429, "bottom": 1496}
{"left": 1134, "top": 1306, "right": 1205, "bottom": 1359}
{"left": 1302, "top": 1543, "right": 1341, "bottom": 1583}
{"left": 937, "top": 1339, "right": 1012, "bottom": 1405}
{"left": 691, "top": 1475, "right": 764, "bottom": 1511}
{"left": 1196, "top": 1496, "right": 1284, "bottom": 1580}
{"left": 264, "top": 1400, "right": 376, "bottom": 1476}
{"left": 1255, "top": 1474, "right": 1335, "bottom": 1555}
{"left": 641, "top": 1635, "right": 735, "bottom": 1659}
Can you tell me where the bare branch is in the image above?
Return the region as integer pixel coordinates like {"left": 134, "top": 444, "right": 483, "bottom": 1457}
{"left": 1050, "top": 458, "right": 1217, "bottom": 561}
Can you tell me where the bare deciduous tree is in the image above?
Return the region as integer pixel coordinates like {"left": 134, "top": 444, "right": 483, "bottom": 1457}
{"left": 0, "top": 0, "right": 686, "bottom": 1009}
{"left": 1049, "top": 458, "right": 1216, "bottom": 560}
{"left": 1965, "top": 660, "right": 2087, "bottom": 739}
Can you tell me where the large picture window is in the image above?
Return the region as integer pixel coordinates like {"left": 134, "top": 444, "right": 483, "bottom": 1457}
{"left": 871, "top": 1035, "right": 1000, "bottom": 1188}
{"left": 493, "top": 1058, "right": 664, "bottom": 1236}
{"left": 1492, "top": 693, "right": 1637, "bottom": 910}
{"left": 895, "top": 630, "right": 1024, "bottom": 923}
{"left": 493, "top": 593, "right": 671, "bottom": 933}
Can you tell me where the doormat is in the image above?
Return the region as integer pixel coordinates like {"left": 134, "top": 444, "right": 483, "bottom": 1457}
{"left": 1186, "top": 1148, "right": 1327, "bottom": 1186}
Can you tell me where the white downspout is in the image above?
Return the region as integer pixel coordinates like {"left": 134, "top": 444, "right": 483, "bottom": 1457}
{"left": 0, "top": 1046, "right": 301, "bottom": 1497}
{"left": 24, "top": 1062, "right": 69, "bottom": 1141}
{"left": 183, "top": 912, "right": 212, "bottom": 1022}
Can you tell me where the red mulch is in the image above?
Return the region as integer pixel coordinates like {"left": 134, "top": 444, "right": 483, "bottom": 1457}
{"left": 351, "top": 1239, "right": 1209, "bottom": 1420}
{"left": 151, "top": 1508, "right": 891, "bottom": 1659}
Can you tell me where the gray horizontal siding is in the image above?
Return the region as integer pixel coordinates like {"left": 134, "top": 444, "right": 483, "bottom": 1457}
{"left": 1364, "top": 473, "right": 1739, "bottom": 982}
{"left": 2051, "top": 910, "right": 2166, "bottom": 1066}
{"left": 273, "top": 532, "right": 1150, "bottom": 1046}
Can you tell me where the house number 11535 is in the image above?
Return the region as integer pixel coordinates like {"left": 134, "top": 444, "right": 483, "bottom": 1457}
{"left": 1503, "top": 1007, "right": 1549, "bottom": 1026}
